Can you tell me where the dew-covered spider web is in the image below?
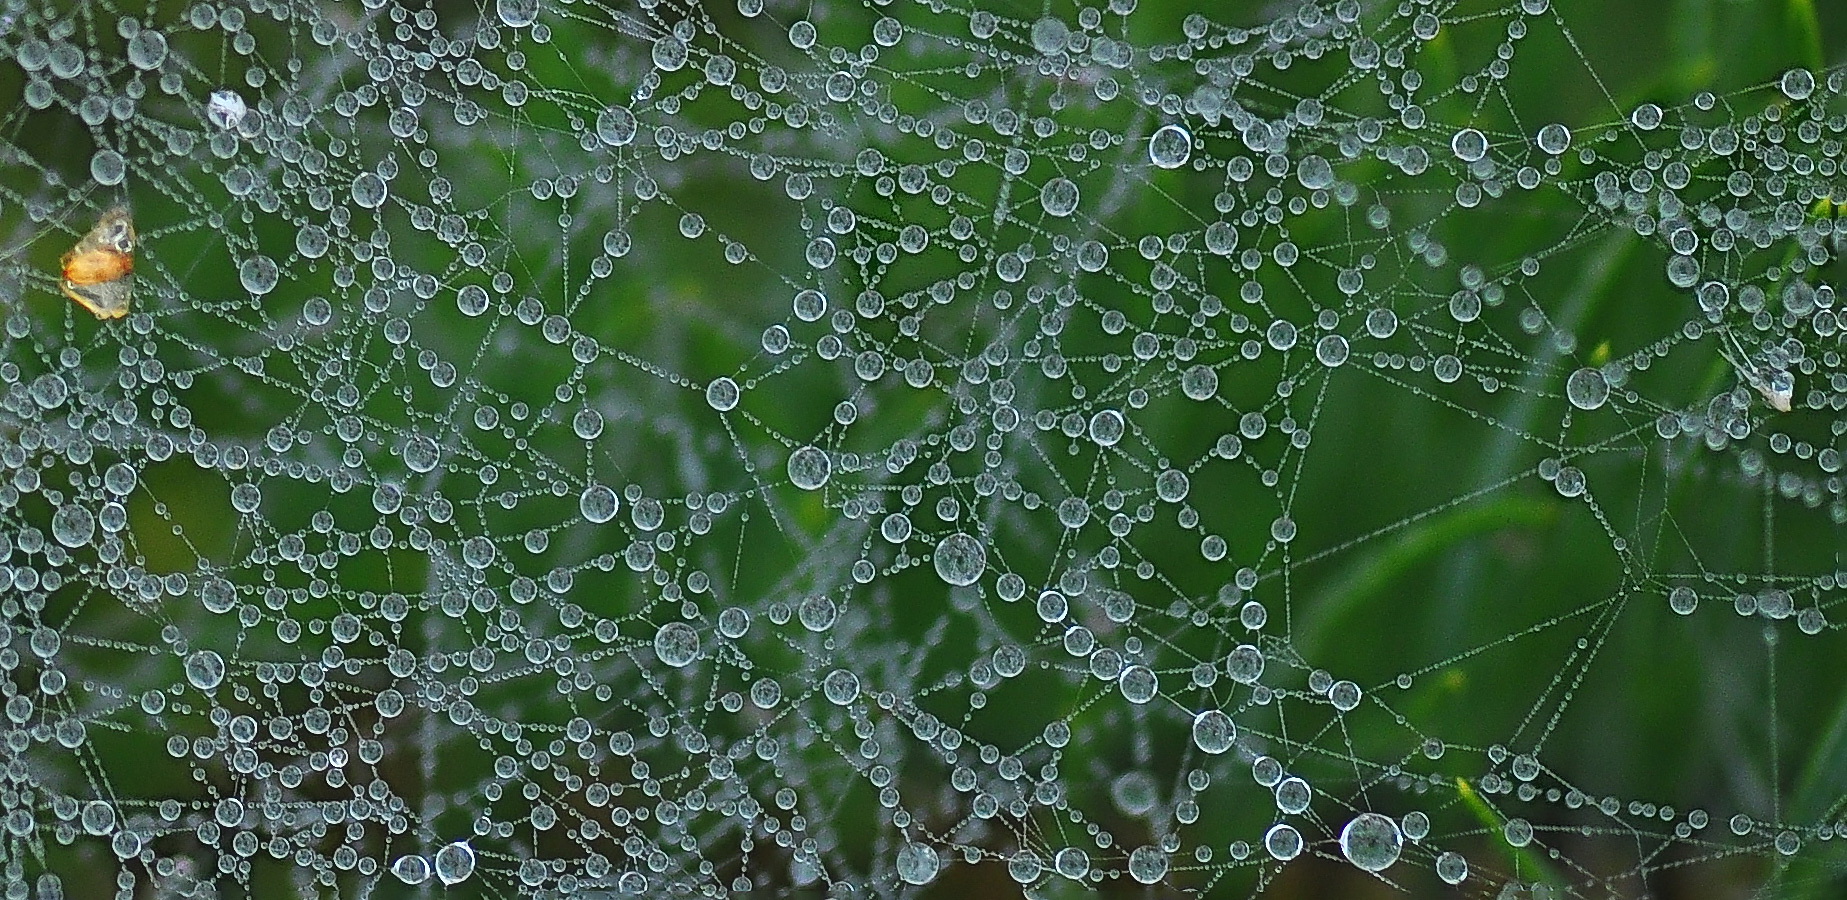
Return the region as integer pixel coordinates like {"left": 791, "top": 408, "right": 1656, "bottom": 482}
{"left": 1, "top": 0, "right": 1846, "bottom": 896}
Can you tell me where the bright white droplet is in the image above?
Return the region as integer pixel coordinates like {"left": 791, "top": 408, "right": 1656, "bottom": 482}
{"left": 896, "top": 843, "right": 939, "bottom": 885}
{"left": 184, "top": 650, "right": 225, "bottom": 690}
{"left": 239, "top": 255, "right": 279, "bottom": 295}
{"left": 933, "top": 533, "right": 986, "bottom": 586}
{"left": 1535, "top": 123, "right": 1571, "bottom": 154}
{"left": 1265, "top": 823, "right": 1303, "bottom": 861}
{"left": 580, "top": 485, "right": 619, "bottom": 523}
{"left": 1781, "top": 68, "right": 1815, "bottom": 101}
{"left": 1451, "top": 127, "right": 1488, "bottom": 162}
{"left": 1564, "top": 368, "right": 1609, "bottom": 410}
{"left": 391, "top": 855, "right": 430, "bottom": 885}
{"left": 206, "top": 89, "right": 248, "bottom": 129}
{"left": 654, "top": 622, "right": 701, "bottom": 667}
{"left": 1435, "top": 850, "right": 1469, "bottom": 884}
{"left": 1089, "top": 409, "right": 1125, "bottom": 446}
{"left": 1192, "top": 709, "right": 1236, "bottom": 754}
{"left": 433, "top": 841, "right": 475, "bottom": 885}
{"left": 787, "top": 445, "right": 831, "bottom": 489}
{"left": 706, "top": 377, "right": 740, "bottom": 411}
{"left": 1039, "top": 177, "right": 1080, "bottom": 217}
{"left": 1340, "top": 813, "right": 1404, "bottom": 871}
{"left": 496, "top": 0, "right": 539, "bottom": 27}
{"left": 1149, "top": 124, "right": 1192, "bottom": 168}
{"left": 1127, "top": 846, "right": 1168, "bottom": 884}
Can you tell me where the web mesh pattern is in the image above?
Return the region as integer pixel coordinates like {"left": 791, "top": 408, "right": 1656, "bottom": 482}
{"left": 1, "top": 0, "right": 1845, "bottom": 897}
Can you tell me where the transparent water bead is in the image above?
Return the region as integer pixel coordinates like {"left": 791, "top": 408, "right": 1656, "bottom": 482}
{"left": 433, "top": 841, "right": 476, "bottom": 885}
{"left": 895, "top": 843, "right": 939, "bottom": 885}
{"left": 205, "top": 89, "right": 248, "bottom": 129}
{"left": 1339, "top": 813, "right": 1403, "bottom": 871}
{"left": 1535, "top": 123, "right": 1571, "bottom": 154}
{"left": 1451, "top": 127, "right": 1488, "bottom": 162}
{"left": 933, "top": 533, "right": 986, "bottom": 586}
{"left": 1149, "top": 124, "right": 1192, "bottom": 168}
{"left": 787, "top": 445, "right": 831, "bottom": 489}
{"left": 1264, "top": 823, "right": 1303, "bottom": 861}
{"left": 391, "top": 854, "right": 430, "bottom": 885}
{"left": 1781, "top": 68, "right": 1815, "bottom": 100}
{"left": 1565, "top": 367, "right": 1609, "bottom": 410}
{"left": 1192, "top": 709, "right": 1236, "bottom": 754}
{"left": 1127, "top": 846, "right": 1169, "bottom": 884}
{"left": 184, "top": 650, "right": 225, "bottom": 690}
{"left": 1435, "top": 850, "right": 1469, "bottom": 884}
{"left": 1039, "top": 177, "right": 1080, "bottom": 217}
{"left": 654, "top": 622, "right": 701, "bottom": 667}
{"left": 579, "top": 484, "right": 620, "bottom": 523}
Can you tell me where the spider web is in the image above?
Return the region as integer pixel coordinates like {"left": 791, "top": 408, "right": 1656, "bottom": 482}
{"left": 0, "top": 0, "right": 1844, "bottom": 897}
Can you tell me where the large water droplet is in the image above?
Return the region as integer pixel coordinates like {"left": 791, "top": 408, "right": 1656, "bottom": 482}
{"left": 1339, "top": 813, "right": 1404, "bottom": 871}
{"left": 184, "top": 650, "right": 225, "bottom": 690}
{"left": 654, "top": 622, "right": 701, "bottom": 667}
{"left": 896, "top": 843, "right": 939, "bottom": 885}
{"left": 1565, "top": 368, "right": 1609, "bottom": 410}
{"left": 933, "top": 533, "right": 986, "bottom": 586}
{"left": 433, "top": 841, "right": 475, "bottom": 885}
{"left": 1148, "top": 124, "right": 1192, "bottom": 168}
{"left": 787, "top": 446, "right": 831, "bottom": 489}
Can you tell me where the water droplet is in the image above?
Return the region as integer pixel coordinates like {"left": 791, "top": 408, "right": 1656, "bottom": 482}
{"left": 1192, "top": 709, "right": 1236, "bottom": 754}
{"left": 51, "top": 505, "right": 95, "bottom": 547}
{"left": 595, "top": 105, "right": 637, "bottom": 146}
{"left": 580, "top": 484, "right": 619, "bottom": 523}
{"left": 1118, "top": 664, "right": 1158, "bottom": 703}
{"left": 239, "top": 255, "right": 279, "bottom": 295}
{"left": 1039, "top": 177, "right": 1079, "bottom": 217}
{"left": 1339, "top": 813, "right": 1403, "bottom": 871}
{"left": 1007, "top": 849, "right": 1042, "bottom": 883}
{"left": 1565, "top": 368, "right": 1609, "bottom": 410}
{"left": 1088, "top": 409, "right": 1125, "bottom": 446}
{"left": 496, "top": 0, "right": 538, "bottom": 28}
{"left": 184, "top": 650, "right": 225, "bottom": 690}
{"left": 457, "top": 284, "right": 490, "bottom": 316}
{"left": 1264, "top": 823, "right": 1303, "bottom": 861}
{"left": 1781, "top": 68, "right": 1815, "bottom": 101}
{"left": 896, "top": 843, "right": 939, "bottom": 885}
{"left": 1180, "top": 365, "right": 1218, "bottom": 400}
{"left": 1274, "top": 776, "right": 1311, "bottom": 814}
{"left": 81, "top": 800, "right": 115, "bottom": 835}
{"left": 1127, "top": 846, "right": 1169, "bottom": 884}
{"left": 1315, "top": 334, "right": 1349, "bottom": 367}
{"left": 933, "top": 533, "right": 986, "bottom": 586}
{"left": 1435, "top": 850, "right": 1469, "bottom": 884}
{"left": 206, "top": 89, "right": 247, "bottom": 129}
{"left": 90, "top": 149, "right": 125, "bottom": 186}
{"left": 462, "top": 536, "right": 495, "bottom": 568}
{"left": 1451, "top": 128, "right": 1488, "bottom": 162}
{"left": 404, "top": 436, "right": 440, "bottom": 473}
{"left": 1148, "top": 124, "right": 1192, "bottom": 168}
{"left": 391, "top": 855, "right": 430, "bottom": 885}
{"left": 706, "top": 377, "right": 739, "bottom": 411}
{"left": 654, "top": 622, "right": 701, "bottom": 667}
{"left": 787, "top": 445, "right": 831, "bottom": 490}
{"left": 1535, "top": 123, "right": 1571, "bottom": 154}
{"left": 126, "top": 29, "right": 167, "bottom": 69}
{"left": 1297, "top": 155, "right": 1334, "bottom": 190}
{"left": 352, "top": 172, "right": 389, "bottom": 209}
{"left": 433, "top": 841, "right": 475, "bottom": 885}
